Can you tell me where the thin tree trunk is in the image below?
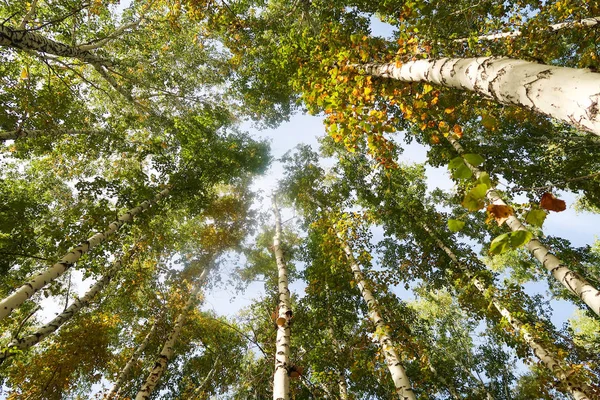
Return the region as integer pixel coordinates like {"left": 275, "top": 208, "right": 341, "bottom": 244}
{"left": 0, "top": 186, "right": 170, "bottom": 321}
{"left": 446, "top": 134, "right": 600, "bottom": 316}
{"left": 191, "top": 355, "right": 220, "bottom": 399}
{"left": 0, "top": 128, "right": 104, "bottom": 141}
{"left": 337, "top": 231, "right": 416, "bottom": 400}
{"left": 271, "top": 194, "right": 292, "bottom": 400}
{"left": 338, "top": 372, "right": 349, "bottom": 400}
{"left": 454, "top": 16, "right": 600, "bottom": 42}
{"left": 0, "top": 258, "right": 123, "bottom": 363}
{"left": 420, "top": 222, "right": 594, "bottom": 400}
{"left": 107, "top": 313, "right": 163, "bottom": 400}
{"left": 428, "top": 363, "right": 460, "bottom": 400}
{"left": 135, "top": 267, "right": 209, "bottom": 400}
{"left": 0, "top": 25, "right": 113, "bottom": 65}
{"left": 355, "top": 58, "right": 600, "bottom": 136}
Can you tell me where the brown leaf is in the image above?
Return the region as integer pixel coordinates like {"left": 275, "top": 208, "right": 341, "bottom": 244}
{"left": 486, "top": 204, "right": 514, "bottom": 226}
{"left": 540, "top": 192, "right": 566, "bottom": 212}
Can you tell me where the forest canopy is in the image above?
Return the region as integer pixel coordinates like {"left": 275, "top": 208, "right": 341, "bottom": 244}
{"left": 0, "top": 0, "right": 599, "bottom": 399}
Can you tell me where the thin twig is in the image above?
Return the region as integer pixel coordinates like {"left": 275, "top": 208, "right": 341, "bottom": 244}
{"left": 12, "top": 305, "right": 41, "bottom": 340}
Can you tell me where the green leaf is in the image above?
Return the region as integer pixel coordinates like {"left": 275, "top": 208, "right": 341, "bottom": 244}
{"left": 481, "top": 114, "right": 498, "bottom": 130}
{"left": 448, "top": 157, "right": 465, "bottom": 170}
{"left": 448, "top": 157, "right": 472, "bottom": 180}
{"left": 525, "top": 209, "right": 547, "bottom": 228}
{"left": 453, "top": 164, "right": 472, "bottom": 180}
{"left": 509, "top": 230, "right": 533, "bottom": 248}
{"left": 447, "top": 219, "right": 465, "bottom": 232}
{"left": 476, "top": 172, "right": 492, "bottom": 188}
{"left": 489, "top": 233, "right": 511, "bottom": 255}
{"left": 463, "top": 153, "right": 484, "bottom": 167}
{"left": 462, "top": 183, "right": 488, "bottom": 211}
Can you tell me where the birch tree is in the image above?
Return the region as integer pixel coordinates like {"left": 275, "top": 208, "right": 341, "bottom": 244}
{"left": 353, "top": 59, "right": 600, "bottom": 136}
{"left": 445, "top": 134, "right": 600, "bottom": 316}
{"left": 135, "top": 266, "right": 210, "bottom": 400}
{"left": 271, "top": 193, "right": 293, "bottom": 400}
{"left": 0, "top": 186, "right": 170, "bottom": 321}
{"left": 335, "top": 216, "right": 416, "bottom": 400}
{"left": 0, "top": 257, "right": 124, "bottom": 363}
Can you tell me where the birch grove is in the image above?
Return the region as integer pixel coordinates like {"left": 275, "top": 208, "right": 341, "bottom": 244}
{"left": 0, "top": 187, "right": 170, "bottom": 321}
{"left": 3, "top": 0, "right": 600, "bottom": 398}
{"left": 355, "top": 58, "right": 600, "bottom": 136}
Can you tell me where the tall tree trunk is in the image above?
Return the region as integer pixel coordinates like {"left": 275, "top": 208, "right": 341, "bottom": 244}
{"left": 107, "top": 313, "right": 162, "bottom": 400}
{"left": 0, "top": 128, "right": 104, "bottom": 141}
{"left": 135, "top": 267, "right": 209, "bottom": 400}
{"left": 0, "top": 25, "right": 112, "bottom": 65}
{"left": 271, "top": 194, "right": 292, "bottom": 400}
{"left": 446, "top": 134, "right": 600, "bottom": 316}
{"left": 336, "top": 231, "right": 416, "bottom": 400}
{"left": 0, "top": 186, "right": 170, "bottom": 321}
{"left": 338, "top": 372, "right": 349, "bottom": 400}
{"left": 191, "top": 355, "right": 220, "bottom": 400}
{"left": 0, "top": 258, "right": 123, "bottom": 363}
{"left": 420, "top": 222, "right": 594, "bottom": 400}
{"left": 454, "top": 16, "right": 600, "bottom": 42}
{"left": 356, "top": 58, "right": 600, "bottom": 136}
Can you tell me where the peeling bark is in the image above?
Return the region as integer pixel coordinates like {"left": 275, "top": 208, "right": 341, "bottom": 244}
{"left": 356, "top": 58, "right": 600, "bottom": 136}
{"left": 0, "top": 187, "right": 170, "bottom": 321}
{"left": 447, "top": 135, "right": 600, "bottom": 317}
{"left": 337, "top": 231, "right": 416, "bottom": 400}
{"left": 0, "top": 258, "right": 122, "bottom": 363}
{"left": 135, "top": 267, "right": 209, "bottom": 400}
{"left": 420, "top": 222, "right": 594, "bottom": 399}
{"left": 0, "top": 25, "right": 113, "bottom": 65}
{"left": 454, "top": 17, "right": 600, "bottom": 43}
{"left": 271, "top": 194, "right": 292, "bottom": 400}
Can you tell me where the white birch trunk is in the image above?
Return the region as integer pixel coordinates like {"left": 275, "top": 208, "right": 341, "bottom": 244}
{"left": 271, "top": 194, "right": 292, "bottom": 400}
{"left": 454, "top": 17, "right": 600, "bottom": 42}
{"left": 337, "top": 232, "right": 416, "bottom": 400}
{"left": 135, "top": 267, "right": 209, "bottom": 400}
{"left": 0, "top": 186, "right": 170, "bottom": 321}
{"left": 420, "top": 222, "right": 594, "bottom": 399}
{"left": 0, "top": 25, "right": 112, "bottom": 65}
{"left": 0, "top": 258, "right": 122, "bottom": 363}
{"left": 338, "top": 372, "right": 349, "bottom": 400}
{"left": 191, "top": 355, "right": 220, "bottom": 399}
{"left": 0, "top": 128, "right": 104, "bottom": 141}
{"left": 446, "top": 135, "right": 600, "bottom": 316}
{"left": 107, "top": 314, "right": 162, "bottom": 400}
{"left": 357, "top": 58, "right": 600, "bottom": 136}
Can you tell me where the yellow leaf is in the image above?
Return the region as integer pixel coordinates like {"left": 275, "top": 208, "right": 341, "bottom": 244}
{"left": 20, "top": 67, "right": 29, "bottom": 80}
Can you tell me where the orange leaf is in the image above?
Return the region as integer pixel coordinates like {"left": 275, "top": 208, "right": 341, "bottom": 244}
{"left": 486, "top": 204, "right": 514, "bottom": 226}
{"left": 540, "top": 193, "right": 566, "bottom": 212}
{"left": 453, "top": 124, "right": 463, "bottom": 137}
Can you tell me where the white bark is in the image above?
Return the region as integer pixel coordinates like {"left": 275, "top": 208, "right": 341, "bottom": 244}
{"left": 357, "top": 58, "right": 600, "bottom": 136}
{"left": 0, "top": 187, "right": 170, "bottom": 321}
{"left": 454, "top": 17, "right": 600, "bottom": 43}
{"left": 271, "top": 194, "right": 292, "bottom": 400}
{"left": 0, "top": 128, "right": 104, "bottom": 141}
{"left": 135, "top": 267, "right": 209, "bottom": 400}
{"left": 107, "top": 314, "right": 162, "bottom": 399}
{"left": 0, "top": 25, "right": 112, "bottom": 65}
{"left": 337, "top": 232, "right": 416, "bottom": 400}
{"left": 447, "top": 135, "right": 600, "bottom": 316}
{"left": 420, "top": 222, "right": 593, "bottom": 399}
{"left": 0, "top": 258, "right": 122, "bottom": 363}
{"left": 338, "top": 372, "right": 349, "bottom": 400}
